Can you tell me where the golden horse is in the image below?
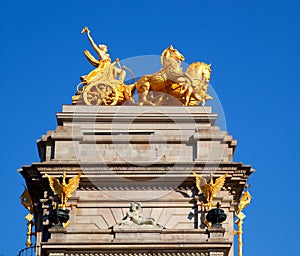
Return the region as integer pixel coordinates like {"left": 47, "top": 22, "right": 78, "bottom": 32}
{"left": 185, "top": 62, "right": 213, "bottom": 106}
{"left": 134, "top": 46, "right": 213, "bottom": 106}
{"left": 135, "top": 45, "right": 192, "bottom": 106}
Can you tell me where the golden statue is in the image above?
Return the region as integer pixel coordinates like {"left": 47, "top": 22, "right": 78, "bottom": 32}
{"left": 80, "top": 27, "right": 125, "bottom": 84}
{"left": 234, "top": 190, "right": 252, "bottom": 256}
{"left": 21, "top": 187, "right": 34, "bottom": 213}
{"left": 134, "top": 45, "right": 213, "bottom": 106}
{"left": 193, "top": 172, "right": 227, "bottom": 210}
{"left": 185, "top": 62, "right": 213, "bottom": 106}
{"left": 134, "top": 45, "right": 186, "bottom": 105}
{"left": 46, "top": 172, "right": 82, "bottom": 210}
{"left": 20, "top": 187, "right": 34, "bottom": 247}
{"left": 237, "top": 190, "right": 251, "bottom": 215}
{"left": 73, "top": 27, "right": 213, "bottom": 106}
{"left": 72, "top": 27, "right": 135, "bottom": 105}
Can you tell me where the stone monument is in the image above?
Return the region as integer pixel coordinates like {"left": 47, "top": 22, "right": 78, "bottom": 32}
{"left": 19, "top": 28, "right": 254, "bottom": 256}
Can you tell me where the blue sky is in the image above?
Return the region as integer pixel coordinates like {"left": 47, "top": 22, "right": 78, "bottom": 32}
{"left": 0, "top": 0, "right": 299, "bottom": 255}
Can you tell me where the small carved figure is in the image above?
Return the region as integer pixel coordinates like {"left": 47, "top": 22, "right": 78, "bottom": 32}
{"left": 193, "top": 172, "right": 227, "bottom": 210}
{"left": 45, "top": 172, "right": 82, "bottom": 210}
{"left": 118, "top": 202, "right": 156, "bottom": 226}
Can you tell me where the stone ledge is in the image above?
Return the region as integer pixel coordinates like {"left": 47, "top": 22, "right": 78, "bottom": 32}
{"left": 63, "top": 252, "right": 210, "bottom": 256}
{"left": 42, "top": 242, "right": 232, "bottom": 247}
{"left": 57, "top": 106, "right": 217, "bottom": 126}
{"left": 61, "top": 105, "right": 213, "bottom": 114}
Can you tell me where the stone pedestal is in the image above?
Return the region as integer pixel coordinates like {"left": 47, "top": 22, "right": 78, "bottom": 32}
{"left": 20, "top": 106, "right": 254, "bottom": 256}
{"left": 207, "top": 227, "right": 226, "bottom": 239}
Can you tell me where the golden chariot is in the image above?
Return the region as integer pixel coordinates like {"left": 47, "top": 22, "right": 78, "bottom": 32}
{"left": 72, "top": 27, "right": 213, "bottom": 107}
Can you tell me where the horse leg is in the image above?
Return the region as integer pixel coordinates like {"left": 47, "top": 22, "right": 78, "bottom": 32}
{"left": 138, "top": 90, "right": 147, "bottom": 106}
{"left": 184, "top": 87, "right": 193, "bottom": 106}
{"left": 138, "top": 81, "right": 155, "bottom": 106}
{"left": 177, "top": 77, "right": 188, "bottom": 95}
{"left": 180, "top": 84, "right": 188, "bottom": 95}
{"left": 201, "top": 94, "right": 213, "bottom": 106}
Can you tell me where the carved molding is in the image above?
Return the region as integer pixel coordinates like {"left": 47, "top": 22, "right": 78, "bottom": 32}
{"left": 209, "top": 253, "right": 224, "bottom": 256}
{"left": 77, "top": 185, "right": 190, "bottom": 191}
{"left": 37, "top": 165, "right": 245, "bottom": 172}
{"left": 65, "top": 253, "right": 209, "bottom": 256}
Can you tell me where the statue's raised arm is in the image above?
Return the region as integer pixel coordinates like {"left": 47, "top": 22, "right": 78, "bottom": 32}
{"left": 72, "top": 27, "right": 132, "bottom": 106}
{"left": 81, "top": 27, "right": 110, "bottom": 62}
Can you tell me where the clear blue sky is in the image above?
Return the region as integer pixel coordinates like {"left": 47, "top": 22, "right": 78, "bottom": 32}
{"left": 0, "top": 1, "right": 299, "bottom": 255}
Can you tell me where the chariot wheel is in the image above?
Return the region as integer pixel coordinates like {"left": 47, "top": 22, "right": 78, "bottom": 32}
{"left": 83, "top": 82, "right": 119, "bottom": 106}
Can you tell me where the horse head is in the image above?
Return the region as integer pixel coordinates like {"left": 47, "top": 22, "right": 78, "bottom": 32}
{"left": 202, "top": 63, "right": 212, "bottom": 83}
{"left": 184, "top": 62, "right": 213, "bottom": 106}
{"left": 186, "top": 62, "right": 212, "bottom": 84}
{"left": 161, "top": 45, "right": 185, "bottom": 67}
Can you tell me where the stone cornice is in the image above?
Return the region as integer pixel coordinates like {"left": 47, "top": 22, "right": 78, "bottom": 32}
{"left": 63, "top": 253, "right": 211, "bottom": 256}
{"left": 56, "top": 105, "right": 217, "bottom": 126}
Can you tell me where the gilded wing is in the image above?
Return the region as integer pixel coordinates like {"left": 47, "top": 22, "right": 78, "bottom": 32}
{"left": 211, "top": 173, "right": 227, "bottom": 196}
{"left": 46, "top": 174, "right": 63, "bottom": 195}
{"left": 20, "top": 187, "right": 33, "bottom": 213}
{"left": 64, "top": 172, "right": 82, "bottom": 198}
{"left": 84, "top": 50, "right": 100, "bottom": 67}
{"left": 237, "top": 190, "right": 251, "bottom": 213}
{"left": 193, "top": 172, "right": 207, "bottom": 194}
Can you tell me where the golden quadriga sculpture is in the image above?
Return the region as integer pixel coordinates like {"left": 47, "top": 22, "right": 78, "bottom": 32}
{"left": 20, "top": 187, "right": 34, "bottom": 247}
{"left": 72, "top": 27, "right": 213, "bottom": 106}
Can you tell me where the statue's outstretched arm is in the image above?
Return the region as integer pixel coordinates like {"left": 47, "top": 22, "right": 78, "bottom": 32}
{"left": 81, "top": 27, "right": 102, "bottom": 60}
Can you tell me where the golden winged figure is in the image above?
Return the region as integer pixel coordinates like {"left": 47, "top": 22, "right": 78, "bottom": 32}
{"left": 237, "top": 190, "right": 251, "bottom": 215}
{"left": 20, "top": 187, "right": 35, "bottom": 247}
{"left": 234, "top": 190, "right": 252, "bottom": 256}
{"left": 193, "top": 172, "right": 227, "bottom": 210}
{"left": 45, "top": 172, "right": 82, "bottom": 210}
{"left": 20, "top": 187, "right": 34, "bottom": 213}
